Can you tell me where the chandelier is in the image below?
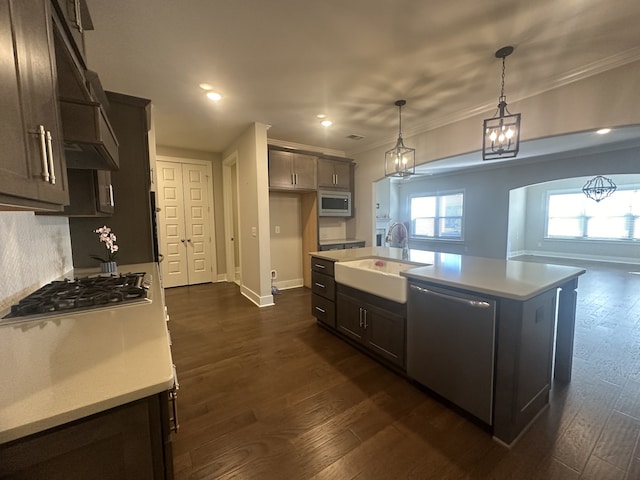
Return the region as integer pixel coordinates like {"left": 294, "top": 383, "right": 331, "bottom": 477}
{"left": 482, "top": 46, "right": 521, "bottom": 161}
{"left": 385, "top": 100, "right": 415, "bottom": 178}
{"left": 582, "top": 175, "right": 617, "bottom": 202}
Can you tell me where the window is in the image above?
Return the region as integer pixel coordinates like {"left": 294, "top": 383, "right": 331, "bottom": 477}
{"left": 546, "top": 189, "right": 640, "bottom": 240}
{"left": 410, "top": 192, "right": 463, "bottom": 239}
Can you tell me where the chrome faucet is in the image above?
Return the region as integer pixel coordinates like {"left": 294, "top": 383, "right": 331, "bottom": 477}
{"left": 386, "top": 222, "right": 409, "bottom": 259}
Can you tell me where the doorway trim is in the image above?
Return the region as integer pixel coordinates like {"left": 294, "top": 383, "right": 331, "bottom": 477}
{"left": 223, "top": 152, "right": 241, "bottom": 284}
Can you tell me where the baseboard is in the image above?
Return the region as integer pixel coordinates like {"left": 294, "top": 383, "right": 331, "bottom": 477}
{"left": 240, "top": 284, "right": 274, "bottom": 307}
{"left": 273, "top": 278, "right": 304, "bottom": 290}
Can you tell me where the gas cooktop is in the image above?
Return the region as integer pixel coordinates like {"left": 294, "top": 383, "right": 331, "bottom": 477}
{"left": 2, "top": 272, "right": 151, "bottom": 322}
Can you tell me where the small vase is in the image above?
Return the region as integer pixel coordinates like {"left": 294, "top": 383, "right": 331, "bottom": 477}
{"left": 100, "top": 261, "right": 117, "bottom": 273}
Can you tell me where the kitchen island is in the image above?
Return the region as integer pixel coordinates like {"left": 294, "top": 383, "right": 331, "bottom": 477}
{"left": 0, "top": 262, "right": 175, "bottom": 479}
{"left": 310, "top": 247, "right": 585, "bottom": 446}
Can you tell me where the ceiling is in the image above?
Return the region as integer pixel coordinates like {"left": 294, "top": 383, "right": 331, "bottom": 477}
{"left": 83, "top": 0, "right": 640, "bottom": 169}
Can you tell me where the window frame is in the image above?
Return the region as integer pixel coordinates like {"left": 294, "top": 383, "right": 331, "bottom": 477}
{"left": 544, "top": 187, "right": 640, "bottom": 242}
{"left": 409, "top": 190, "right": 465, "bottom": 241}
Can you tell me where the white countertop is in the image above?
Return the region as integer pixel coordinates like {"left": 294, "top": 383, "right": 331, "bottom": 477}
{"left": 310, "top": 247, "right": 586, "bottom": 301}
{"left": 0, "top": 263, "right": 174, "bottom": 444}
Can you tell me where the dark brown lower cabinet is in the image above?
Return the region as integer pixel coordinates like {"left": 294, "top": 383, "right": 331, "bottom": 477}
{"left": 0, "top": 392, "right": 173, "bottom": 480}
{"left": 336, "top": 285, "right": 406, "bottom": 370}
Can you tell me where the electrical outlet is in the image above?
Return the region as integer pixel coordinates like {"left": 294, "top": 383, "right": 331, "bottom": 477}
{"left": 271, "top": 270, "right": 277, "bottom": 279}
{"left": 275, "top": 225, "right": 281, "bottom": 234}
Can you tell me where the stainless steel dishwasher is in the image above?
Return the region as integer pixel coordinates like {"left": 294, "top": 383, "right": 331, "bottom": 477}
{"left": 407, "top": 281, "right": 496, "bottom": 425}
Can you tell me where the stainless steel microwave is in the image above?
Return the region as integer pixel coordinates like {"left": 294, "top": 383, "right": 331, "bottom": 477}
{"left": 318, "top": 190, "right": 351, "bottom": 217}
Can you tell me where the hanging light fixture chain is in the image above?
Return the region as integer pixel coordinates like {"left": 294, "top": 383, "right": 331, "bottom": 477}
{"left": 500, "top": 55, "right": 506, "bottom": 101}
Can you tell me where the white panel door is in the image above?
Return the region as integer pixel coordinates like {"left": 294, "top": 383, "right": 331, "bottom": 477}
{"left": 157, "top": 160, "right": 213, "bottom": 287}
{"left": 158, "top": 162, "right": 189, "bottom": 287}
{"left": 182, "top": 163, "right": 212, "bottom": 285}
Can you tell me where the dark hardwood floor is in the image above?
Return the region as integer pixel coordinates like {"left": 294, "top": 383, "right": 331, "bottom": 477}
{"left": 165, "top": 258, "right": 640, "bottom": 479}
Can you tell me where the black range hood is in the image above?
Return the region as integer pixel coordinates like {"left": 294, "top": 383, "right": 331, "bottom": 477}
{"left": 53, "top": 21, "right": 119, "bottom": 170}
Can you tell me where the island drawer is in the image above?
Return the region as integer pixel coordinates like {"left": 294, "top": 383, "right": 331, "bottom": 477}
{"left": 312, "top": 294, "right": 335, "bottom": 328}
{"left": 312, "top": 271, "right": 335, "bottom": 300}
{"left": 311, "top": 257, "right": 335, "bottom": 276}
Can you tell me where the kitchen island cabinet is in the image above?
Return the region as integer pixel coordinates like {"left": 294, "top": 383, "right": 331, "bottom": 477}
{"left": 0, "top": 0, "right": 69, "bottom": 211}
{"left": 0, "top": 263, "right": 176, "bottom": 479}
{"left": 336, "top": 285, "right": 406, "bottom": 370}
{"left": 310, "top": 247, "right": 585, "bottom": 446}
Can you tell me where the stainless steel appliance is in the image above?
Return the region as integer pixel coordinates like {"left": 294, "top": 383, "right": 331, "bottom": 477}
{"left": 407, "top": 281, "right": 496, "bottom": 425}
{"left": 318, "top": 190, "right": 351, "bottom": 217}
{"left": 2, "top": 272, "right": 151, "bottom": 323}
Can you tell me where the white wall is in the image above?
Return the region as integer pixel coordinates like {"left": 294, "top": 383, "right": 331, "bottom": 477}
{"left": 223, "top": 123, "right": 273, "bottom": 306}
{"left": 507, "top": 188, "right": 527, "bottom": 257}
{"left": 0, "top": 213, "right": 73, "bottom": 313}
{"left": 269, "top": 192, "right": 303, "bottom": 289}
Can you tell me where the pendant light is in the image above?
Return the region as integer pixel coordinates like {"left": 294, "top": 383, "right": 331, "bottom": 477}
{"left": 482, "top": 46, "right": 521, "bottom": 161}
{"left": 582, "top": 175, "right": 617, "bottom": 202}
{"left": 385, "top": 100, "right": 415, "bottom": 178}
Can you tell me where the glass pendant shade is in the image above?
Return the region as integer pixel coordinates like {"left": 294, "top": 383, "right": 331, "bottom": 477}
{"left": 582, "top": 175, "right": 617, "bottom": 202}
{"left": 482, "top": 46, "right": 521, "bottom": 161}
{"left": 385, "top": 100, "right": 415, "bottom": 178}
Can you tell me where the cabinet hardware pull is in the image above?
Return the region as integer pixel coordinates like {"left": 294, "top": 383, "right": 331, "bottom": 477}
{"left": 36, "top": 125, "right": 50, "bottom": 182}
{"left": 181, "top": 239, "right": 186, "bottom": 243}
{"left": 170, "top": 364, "right": 180, "bottom": 433}
{"left": 409, "top": 284, "right": 492, "bottom": 308}
{"left": 314, "top": 282, "right": 325, "bottom": 288}
{"left": 74, "top": 0, "right": 83, "bottom": 33}
{"left": 359, "top": 307, "right": 363, "bottom": 328}
{"left": 314, "top": 264, "right": 325, "bottom": 269}
{"left": 45, "top": 130, "right": 55, "bottom": 184}
{"left": 363, "top": 309, "right": 368, "bottom": 329}
{"left": 108, "top": 184, "right": 114, "bottom": 206}
{"left": 315, "top": 306, "right": 326, "bottom": 313}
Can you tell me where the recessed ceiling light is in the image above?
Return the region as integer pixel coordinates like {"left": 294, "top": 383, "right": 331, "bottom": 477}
{"left": 321, "top": 120, "right": 332, "bottom": 127}
{"left": 206, "top": 91, "right": 223, "bottom": 102}
{"left": 199, "top": 83, "right": 213, "bottom": 91}
{"left": 317, "top": 114, "right": 327, "bottom": 119}
{"left": 596, "top": 128, "right": 611, "bottom": 135}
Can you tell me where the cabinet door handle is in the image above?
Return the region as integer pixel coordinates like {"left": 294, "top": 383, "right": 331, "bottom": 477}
{"left": 74, "top": 0, "right": 83, "bottom": 33}
{"left": 170, "top": 364, "right": 180, "bottom": 433}
{"left": 363, "top": 309, "right": 368, "bottom": 329}
{"left": 45, "top": 130, "right": 56, "bottom": 184}
{"left": 314, "top": 282, "right": 325, "bottom": 289}
{"left": 108, "top": 184, "right": 114, "bottom": 206}
{"left": 314, "top": 263, "right": 326, "bottom": 269}
{"left": 36, "top": 125, "right": 50, "bottom": 183}
{"left": 314, "top": 306, "right": 326, "bottom": 314}
{"left": 359, "top": 307, "right": 363, "bottom": 328}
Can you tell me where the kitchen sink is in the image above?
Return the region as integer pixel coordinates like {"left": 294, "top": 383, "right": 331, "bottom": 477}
{"left": 334, "top": 257, "right": 425, "bottom": 303}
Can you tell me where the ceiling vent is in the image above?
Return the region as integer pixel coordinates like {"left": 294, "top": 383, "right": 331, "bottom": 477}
{"left": 346, "top": 134, "right": 365, "bottom": 140}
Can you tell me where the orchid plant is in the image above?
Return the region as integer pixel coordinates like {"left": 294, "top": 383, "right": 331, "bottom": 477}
{"left": 90, "top": 226, "right": 119, "bottom": 263}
